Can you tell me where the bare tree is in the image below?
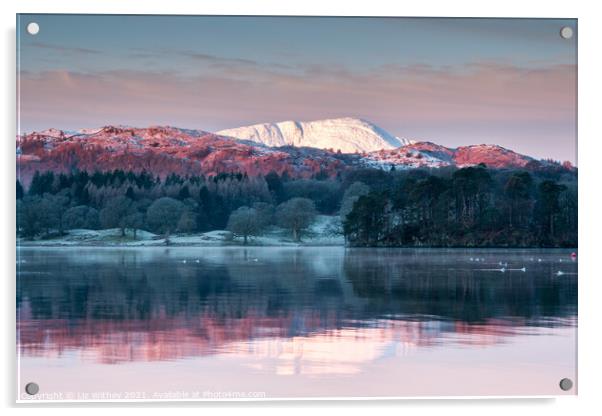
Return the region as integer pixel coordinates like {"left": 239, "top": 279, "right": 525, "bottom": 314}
{"left": 124, "top": 212, "right": 145, "bottom": 239}
{"left": 177, "top": 210, "right": 197, "bottom": 233}
{"left": 227, "top": 206, "right": 261, "bottom": 245}
{"left": 100, "top": 196, "right": 134, "bottom": 237}
{"left": 276, "top": 198, "right": 316, "bottom": 242}
{"left": 147, "top": 197, "right": 184, "bottom": 239}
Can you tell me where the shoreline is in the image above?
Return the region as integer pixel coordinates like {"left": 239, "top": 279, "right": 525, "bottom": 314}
{"left": 16, "top": 242, "right": 577, "bottom": 250}
{"left": 15, "top": 227, "right": 578, "bottom": 250}
{"left": 16, "top": 242, "right": 345, "bottom": 248}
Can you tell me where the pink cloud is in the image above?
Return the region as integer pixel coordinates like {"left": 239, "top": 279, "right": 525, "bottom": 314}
{"left": 18, "top": 61, "right": 576, "bottom": 161}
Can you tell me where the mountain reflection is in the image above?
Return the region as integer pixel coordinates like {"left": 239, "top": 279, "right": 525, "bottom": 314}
{"left": 17, "top": 248, "right": 577, "bottom": 368}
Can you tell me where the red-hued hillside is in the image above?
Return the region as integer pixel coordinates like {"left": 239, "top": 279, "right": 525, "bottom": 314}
{"left": 16, "top": 126, "right": 351, "bottom": 184}
{"left": 361, "top": 142, "right": 535, "bottom": 170}
{"left": 453, "top": 144, "right": 532, "bottom": 168}
{"left": 16, "top": 122, "right": 569, "bottom": 184}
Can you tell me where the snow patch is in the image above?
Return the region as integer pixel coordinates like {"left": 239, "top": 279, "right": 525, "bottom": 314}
{"left": 217, "top": 117, "right": 411, "bottom": 153}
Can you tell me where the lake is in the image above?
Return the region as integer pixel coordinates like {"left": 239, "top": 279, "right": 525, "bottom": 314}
{"left": 16, "top": 247, "right": 577, "bottom": 400}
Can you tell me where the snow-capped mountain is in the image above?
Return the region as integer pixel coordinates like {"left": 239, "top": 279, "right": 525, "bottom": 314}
{"left": 216, "top": 117, "right": 412, "bottom": 153}
{"left": 16, "top": 121, "right": 569, "bottom": 185}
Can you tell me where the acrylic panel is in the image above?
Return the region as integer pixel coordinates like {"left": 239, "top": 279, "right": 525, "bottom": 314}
{"left": 16, "top": 15, "right": 577, "bottom": 401}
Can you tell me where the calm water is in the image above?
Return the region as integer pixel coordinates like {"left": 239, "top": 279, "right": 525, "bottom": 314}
{"left": 17, "top": 247, "right": 577, "bottom": 400}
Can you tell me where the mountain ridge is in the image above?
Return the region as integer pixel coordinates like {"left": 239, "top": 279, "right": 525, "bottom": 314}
{"left": 16, "top": 120, "right": 572, "bottom": 185}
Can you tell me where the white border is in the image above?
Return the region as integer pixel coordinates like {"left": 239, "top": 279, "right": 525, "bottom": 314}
{"left": 3, "top": 0, "right": 601, "bottom": 414}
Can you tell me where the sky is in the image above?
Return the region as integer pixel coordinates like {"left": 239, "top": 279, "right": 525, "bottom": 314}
{"left": 17, "top": 15, "right": 577, "bottom": 163}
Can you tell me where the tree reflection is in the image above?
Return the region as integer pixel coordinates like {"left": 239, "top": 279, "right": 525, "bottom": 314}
{"left": 17, "top": 248, "right": 577, "bottom": 363}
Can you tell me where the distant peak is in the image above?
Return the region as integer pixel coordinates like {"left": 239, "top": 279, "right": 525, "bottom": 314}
{"left": 216, "top": 117, "right": 410, "bottom": 153}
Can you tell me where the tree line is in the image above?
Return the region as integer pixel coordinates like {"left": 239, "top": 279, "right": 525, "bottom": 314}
{"left": 342, "top": 164, "right": 577, "bottom": 247}
{"left": 16, "top": 170, "right": 325, "bottom": 243}
{"left": 18, "top": 249, "right": 576, "bottom": 325}
{"left": 16, "top": 164, "right": 577, "bottom": 247}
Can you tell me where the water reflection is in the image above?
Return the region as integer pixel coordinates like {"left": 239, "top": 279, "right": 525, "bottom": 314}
{"left": 17, "top": 247, "right": 577, "bottom": 396}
